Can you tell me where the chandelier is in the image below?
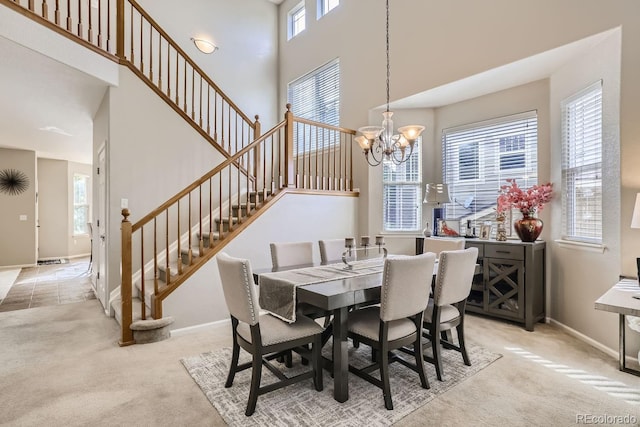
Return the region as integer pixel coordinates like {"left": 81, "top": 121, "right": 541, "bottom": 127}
{"left": 355, "top": 0, "right": 425, "bottom": 166}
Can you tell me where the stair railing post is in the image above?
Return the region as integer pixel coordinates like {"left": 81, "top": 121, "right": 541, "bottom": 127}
{"left": 284, "top": 104, "right": 295, "bottom": 188}
{"left": 116, "top": 0, "right": 125, "bottom": 60}
{"left": 119, "top": 208, "right": 135, "bottom": 346}
{"left": 253, "top": 115, "right": 261, "bottom": 191}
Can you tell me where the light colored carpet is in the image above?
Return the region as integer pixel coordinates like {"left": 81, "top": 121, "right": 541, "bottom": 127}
{"left": 182, "top": 342, "right": 501, "bottom": 426}
{"left": 0, "top": 268, "right": 20, "bottom": 301}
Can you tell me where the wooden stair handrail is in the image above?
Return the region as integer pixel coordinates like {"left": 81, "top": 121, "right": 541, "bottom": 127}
{"left": 131, "top": 119, "right": 286, "bottom": 232}
{"left": 126, "top": 0, "right": 255, "bottom": 127}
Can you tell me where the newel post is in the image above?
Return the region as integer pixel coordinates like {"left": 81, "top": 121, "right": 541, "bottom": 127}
{"left": 119, "top": 208, "right": 135, "bottom": 346}
{"left": 116, "top": 0, "right": 125, "bottom": 60}
{"left": 284, "top": 104, "right": 295, "bottom": 188}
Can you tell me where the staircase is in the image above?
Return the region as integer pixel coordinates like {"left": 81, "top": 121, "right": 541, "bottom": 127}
{"left": 1, "top": 0, "right": 358, "bottom": 345}
{"left": 111, "top": 188, "right": 272, "bottom": 343}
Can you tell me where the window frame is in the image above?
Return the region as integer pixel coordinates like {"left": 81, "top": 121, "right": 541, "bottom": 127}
{"left": 73, "top": 173, "right": 90, "bottom": 236}
{"left": 561, "top": 81, "right": 603, "bottom": 244}
{"left": 382, "top": 140, "right": 422, "bottom": 233}
{"left": 317, "top": 0, "right": 339, "bottom": 18}
{"left": 287, "top": 58, "right": 340, "bottom": 154}
{"left": 441, "top": 111, "right": 539, "bottom": 234}
{"left": 288, "top": 2, "right": 306, "bottom": 40}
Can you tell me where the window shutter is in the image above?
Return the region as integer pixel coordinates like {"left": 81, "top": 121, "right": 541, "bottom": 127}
{"left": 442, "top": 111, "right": 538, "bottom": 231}
{"left": 561, "top": 81, "right": 603, "bottom": 243}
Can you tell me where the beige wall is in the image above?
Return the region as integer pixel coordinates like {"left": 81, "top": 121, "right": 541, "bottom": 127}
{"left": 99, "top": 0, "right": 280, "bottom": 299}
{"left": 165, "top": 192, "right": 358, "bottom": 329}
{"left": 0, "top": 148, "right": 36, "bottom": 267}
{"left": 37, "top": 159, "right": 68, "bottom": 258}
{"left": 278, "top": 0, "right": 640, "bottom": 356}
{"left": 136, "top": 0, "right": 279, "bottom": 129}
{"left": 549, "top": 30, "right": 624, "bottom": 353}
{"left": 37, "top": 159, "right": 92, "bottom": 259}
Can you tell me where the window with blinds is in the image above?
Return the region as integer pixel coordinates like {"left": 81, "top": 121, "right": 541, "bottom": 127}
{"left": 561, "top": 81, "right": 603, "bottom": 243}
{"left": 383, "top": 141, "right": 421, "bottom": 231}
{"left": 442, "top": 112, "right": 538, "bottom": 230}
{"left": 287, "top": 59, "right": 340, "bottom": 152}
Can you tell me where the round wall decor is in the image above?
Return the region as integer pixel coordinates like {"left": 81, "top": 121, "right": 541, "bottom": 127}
{"left": 0, "top": 169, "right": 30, "bottom": 195}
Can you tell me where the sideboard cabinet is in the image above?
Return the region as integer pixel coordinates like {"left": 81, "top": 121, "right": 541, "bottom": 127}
{"left": 416, "top": 238, "right": 546, "bottom": 331}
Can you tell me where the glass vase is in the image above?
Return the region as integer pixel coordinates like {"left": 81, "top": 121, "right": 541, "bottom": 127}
{"left": 513, "top": 211, "right": 543, "bottom": 242}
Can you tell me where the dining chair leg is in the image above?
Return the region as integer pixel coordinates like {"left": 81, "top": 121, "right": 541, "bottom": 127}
{"left": 457, "top": 323, "right": 471, "bottom": 366}
{"left": 246, "top": 351, "right": 263, "bottom": 416}
{"left": 225, "top": 319, "right": 240, "bottom": 388}
{"left": 430, "top": 315, "right": 445, "bottom": 381}
{"left": 313, "top": 335, "right": 323, "bottom": 391}
{"left": 379, "top": 342, "right": 393, "bottom": 410}
{"left": 413, "top": 321, "right": 430, "bottom": 389}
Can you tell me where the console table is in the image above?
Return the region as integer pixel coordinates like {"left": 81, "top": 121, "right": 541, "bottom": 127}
{"left": 416, "top": 237, "right": 546, "bottom": 331}
{"left": 595, "top": 279, "right": 640, "bottom": 376}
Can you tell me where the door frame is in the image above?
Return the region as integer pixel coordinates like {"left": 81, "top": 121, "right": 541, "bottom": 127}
{"left": 95, "top": 141, "right": 109, "bottom": 312}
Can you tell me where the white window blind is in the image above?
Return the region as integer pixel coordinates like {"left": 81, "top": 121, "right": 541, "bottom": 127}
{"left": 442, "top": 112, "right": 538, "bottom": 229}
{"left": 288, "top": 2, "right": 306, "bottom": 39}
{"left": 287, "top": 59, "right": 340, "bottom": 152}
{"left": 561, "top": 81, "right": 603, "bottom": 243}
{"left": 383, "top": 141, "right": 421, "bottom": 231}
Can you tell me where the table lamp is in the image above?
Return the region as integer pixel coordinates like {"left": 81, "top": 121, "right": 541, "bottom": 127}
{"left": 631, "top": 193, "right": 640, "bottom": 280}
{"left": 423, "top": 183, "right": 451, "bottom": 236}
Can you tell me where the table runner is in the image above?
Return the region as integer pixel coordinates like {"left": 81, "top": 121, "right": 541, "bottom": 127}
{"left": 258, "top": 259, "right": 385, "bottom": 323}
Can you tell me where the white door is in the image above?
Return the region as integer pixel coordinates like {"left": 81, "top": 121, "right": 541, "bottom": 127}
{"left": 96, "top": 144, "right": 108, "bottom": 310}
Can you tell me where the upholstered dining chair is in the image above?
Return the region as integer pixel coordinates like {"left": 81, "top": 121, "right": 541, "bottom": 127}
{"left": 422, "top": 247, "right": 478, "bottom": 381}
{"left": 423, "top": 237, "right": 466, "bottom": 258}
{"left": 269, "top": 241, "right": 314, "bottom": 269}
{"left": 318, "top": 239, "right": 346, "bottom": 265}
{"left": 216, "top": 252, "right": 324, "bottom": 416}
{"left": 346, "top": 252, "right": 437, "bottom": 410}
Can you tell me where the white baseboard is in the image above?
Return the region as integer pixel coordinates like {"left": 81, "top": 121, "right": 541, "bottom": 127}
{"left": 548, "top": 317, "right": 639, "bottom": 367}
{"left": 171, "top": 318, "right": 230, "bottom": 336}
{"left": 0, "top": 263, "right": 35, "bottom": 269}
{"left": 67, "top": 253, "right": 91, "bottom": 259}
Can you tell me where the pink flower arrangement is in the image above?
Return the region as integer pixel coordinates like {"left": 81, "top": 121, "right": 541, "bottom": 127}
{"left": 497, "top": 179, "right": 553, "bottom": 216}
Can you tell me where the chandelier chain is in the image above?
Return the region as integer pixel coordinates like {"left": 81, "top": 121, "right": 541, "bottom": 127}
{"left": 386, "top": 0, "right": 390, "bottom": 113}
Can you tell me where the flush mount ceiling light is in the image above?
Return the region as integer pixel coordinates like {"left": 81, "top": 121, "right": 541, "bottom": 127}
{"left": 191, "top": 37, "right": 218, "bottom": 54}
{"left": 355, "top": 0, "right": 425, "bottom": 166}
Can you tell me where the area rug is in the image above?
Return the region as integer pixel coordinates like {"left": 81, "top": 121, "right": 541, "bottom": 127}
{"left": 181, "top": 341, "right": 501, "bottom": 426}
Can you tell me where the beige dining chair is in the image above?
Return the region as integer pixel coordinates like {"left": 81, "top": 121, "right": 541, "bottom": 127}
{"left": 216, "top": 252, "right": 324, "bottom": 416}
{"left": 346, "top": 252, "right": 436, "bottom": 410}
{"left": 269, "top": 241, "right": 314, "bottom": 269}
{"left": 423, "top": 237, "right": 466, "bottom": 257}
{"left": 318, "top": 239, "right": 346, "bottom": 265}
{"left": 422, "top": 247, "right": 478, "bottom": 381}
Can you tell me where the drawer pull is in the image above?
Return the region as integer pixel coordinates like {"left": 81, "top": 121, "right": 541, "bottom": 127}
{"left": 496, "top": 250, "right": 511, "bottom": 254}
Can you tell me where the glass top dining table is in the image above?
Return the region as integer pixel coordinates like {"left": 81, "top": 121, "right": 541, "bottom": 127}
{"left": 253, "top": 259, "right": 439, "bottom": 403}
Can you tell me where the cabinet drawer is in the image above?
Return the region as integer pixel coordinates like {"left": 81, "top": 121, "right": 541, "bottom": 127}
{"left": 484, "top": 244, "right": 524, "bottom": 260}
{"left": 465, "top": 242, "right": 484, "bottom": 258}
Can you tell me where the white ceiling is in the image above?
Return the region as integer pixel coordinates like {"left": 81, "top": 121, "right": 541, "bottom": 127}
{"left": 0, "top": 36, "right": 108, "bottom": 164}
{"left": 0, "top": 21, "right": 613, "bottom": 166}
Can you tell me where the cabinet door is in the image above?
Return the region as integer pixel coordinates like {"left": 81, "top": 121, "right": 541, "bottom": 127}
{"left": 484, "top": 257, "right": 524, "bottom": 320}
